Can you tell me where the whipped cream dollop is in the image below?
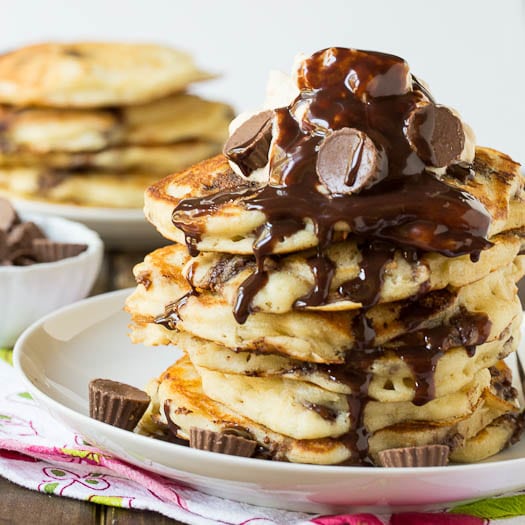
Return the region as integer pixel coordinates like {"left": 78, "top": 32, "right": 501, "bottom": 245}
{"left": 223, "top": 48, "right": 476, "bottom": 193}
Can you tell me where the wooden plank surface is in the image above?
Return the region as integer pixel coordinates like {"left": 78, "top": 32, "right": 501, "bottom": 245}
{"left": 0, "top": 476, "right": 99, "bottom": 524}
{"left": 0, "top": 476, "right": 183, "bottom": 524}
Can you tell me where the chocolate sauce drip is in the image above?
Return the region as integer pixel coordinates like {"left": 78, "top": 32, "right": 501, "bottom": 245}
{"left": 155, "top": 292, "right": 192, "bottom": 330}
{"left": 384, "top": 309, "right": 491, "bottom": 406}
{"left": 446, "top": 164, "right": 475, "bottom": 183}
{"left": 412, "top": 75, "right": 435, "bottom": 103}
{"left": 233, "top": 270, "right": 268, "bottom": 324}
{"left": 294, "top": 254, "right": 335, "bottom": 308}
{"left": 338, "top": 242, "right": 395, "bottom": 307}
{"left": 399, "top": 288, "right": 456, "bottom": 331}
{"left": 352, "top": 311, "right": 377, "bottom": 349}
{"left": 162, "top": 401, "right": 190, "bottom": 446}
{"left": 308, "top": 314, "right": 375, "bottom": 465}
{"left": 343, "top": 369, "right": 374, "bottom": 465}
{"left": 233, "top": 218, "right": 303, "bottom": 323}
{"left": 311, "top": 308, "right": 491, "bottom": 464}
{"left": 302, "top": 401, "right": 339, "bottom": 422}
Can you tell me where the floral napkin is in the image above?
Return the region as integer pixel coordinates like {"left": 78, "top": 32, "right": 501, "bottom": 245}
{"left": 1, "top": 352, "right": 525, "bottom": 525}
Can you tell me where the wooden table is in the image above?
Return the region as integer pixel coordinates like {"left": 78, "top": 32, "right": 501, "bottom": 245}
{"left": 0, "top": 476, "right": 180, "bottom": 524}
{"left": 0, "top": 250, "right": 185, "bottom": 524}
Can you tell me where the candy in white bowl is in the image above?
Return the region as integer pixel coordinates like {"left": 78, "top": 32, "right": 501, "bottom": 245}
{"left": 0, "top": 201, "right": 103, "bottom": 347}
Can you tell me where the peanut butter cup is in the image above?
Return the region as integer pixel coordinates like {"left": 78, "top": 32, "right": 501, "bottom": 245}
{"left": 223, "top": 110, "right": 273, "bottom": 176}
{"left": 0, "top": 197, "right": 88, "bottom": 266}
{"left": 378, "top": 445, "right": 450, "bottom": 467}
{"left": 189, "top": 427, "right": 256, "bottom": 457}
{"left": 89, "top": 378, "right": 150, "bottom": 431}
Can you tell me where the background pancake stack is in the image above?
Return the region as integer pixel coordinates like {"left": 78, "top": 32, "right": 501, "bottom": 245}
{"left": 0, "top": 42, "right": 233, "bottom": 209}
{"left": 126, "top": 48, "right": 525, "bottom": 466}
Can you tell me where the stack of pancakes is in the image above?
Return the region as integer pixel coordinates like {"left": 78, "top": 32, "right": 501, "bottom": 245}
{"left": 126, "top": 48, "right": 525, "bottom": 466}
{"left": 0, "top": 42, "right": 232, "bottom": 208}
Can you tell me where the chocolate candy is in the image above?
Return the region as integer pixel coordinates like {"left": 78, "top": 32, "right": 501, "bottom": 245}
{"left": 89, "top": 378, "right": 150, "bottom": 431}
{"left": 0, "top": 197, "right": 87, "bottom": 266}
{"left": 189, "top": 426, "right": 257, "bottom": 457}
{"left": 7, "top": 222, "right": 45, "bottom": 252}
{"left": 378, "top": 444, "right": 450, "bottom": 467}
{"left": 223, "top": 110, "right": 273, "bottom": 176}
{"left": 296, "top": 47, "right": 411, "bottom": 100}
{"left": 406, "top": 104, "right": 465, "bottom": 167}
{"left": 33, "top": 239, "right": 87, "bottom": 263}
{"left": 316, "top": 128, "right": 383, "bottom": 194}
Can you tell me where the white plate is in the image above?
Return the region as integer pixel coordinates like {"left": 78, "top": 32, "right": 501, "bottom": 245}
{"left": 11, "top": 198, "right": 166, "bottom": 250}
{"left": 13, "top": 290, "right": 525, "bottom": 514}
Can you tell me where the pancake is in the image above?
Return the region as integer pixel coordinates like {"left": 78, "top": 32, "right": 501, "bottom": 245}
{"left": 0, "top": 94, "right": 232, "bottom": 154}
{"left": 0, "top": 167, "right": 160, "bottom": 208}
{"left": 128, "top": 47, "right": 525, "bottom": 468}
{"left": 126, "top": 244, "right": 525, "bottom": 362}
{"left": 0, "top": 141, "right": 222, "bottom": 174}
{"left": 144, "top": 148, "right": 525, "bottom": 256}
{"left": 450, "top": 415, "right": 520, "bottom": 463}
{"left": 195, "top": 365, "right": 493, "bottom": 440}
{"left": 126, "top": 232, "right": 525, "bottom": 317}
{"left": 0, "top": 42, "right": 212, "bottom": 107}
{"left": 135, "top": 315, "right": 520, "bottom": 404}
{"left": 141, "top": 355, "right": 520, "bottom": 465}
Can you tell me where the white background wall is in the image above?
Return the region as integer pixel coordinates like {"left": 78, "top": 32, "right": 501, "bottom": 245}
{"left": 1, "top": 0, "right": 523, "bottom": 162}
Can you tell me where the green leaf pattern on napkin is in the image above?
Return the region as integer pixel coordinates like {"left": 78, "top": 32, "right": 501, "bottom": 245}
{"left": 87, "top": 495, "right": 126, "bottom": 507}
{"left": 450, "top": 494, "right": 525, "bottom": 520}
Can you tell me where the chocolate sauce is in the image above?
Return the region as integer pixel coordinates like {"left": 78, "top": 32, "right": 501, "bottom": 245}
{"left": 412, "top": 75, "right": 435, "bottom": 104}
{"left": 446, "top": 163, "right": 475, "bottom": 182}
{"left": 294, "top": 254, "right": 335, "bottom": 308}
{"left": 155, "top": 292, "right": 192, "bottom": 330}
{"left": 342, "top": 367, "right": 374, "bottom": 465}
{"left": 302, "top": 401, "right": 338, "bottom": 422}
{"left": 173, "top": 49, "right": 491, "bottom": 323}
{"left": 233, "top": 270, "right": 268, "bottom": 324}
{"left": 338, "top": 242, "right": 395, "bottom": 308}
{"left": 391, "top": 309, "right": 491, "bottom": 405}
{"left": 169, "top": 48, "right": 495, "bottom": 465}
{"left": 399, "top": 288, "right": 456, "bottom": 331}
{"left": 233, "top": 218, "right": 303, "bottom": 323}
{"left": 162, "top": 401, "right": 190, "bottom": 446}
{"left": 310, "top": 308, "right": 491, "bottom": 464}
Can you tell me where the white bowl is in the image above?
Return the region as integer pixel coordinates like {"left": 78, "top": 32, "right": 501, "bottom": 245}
{"left": 0, "top": 214, "right": 103, "bottom": 347}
